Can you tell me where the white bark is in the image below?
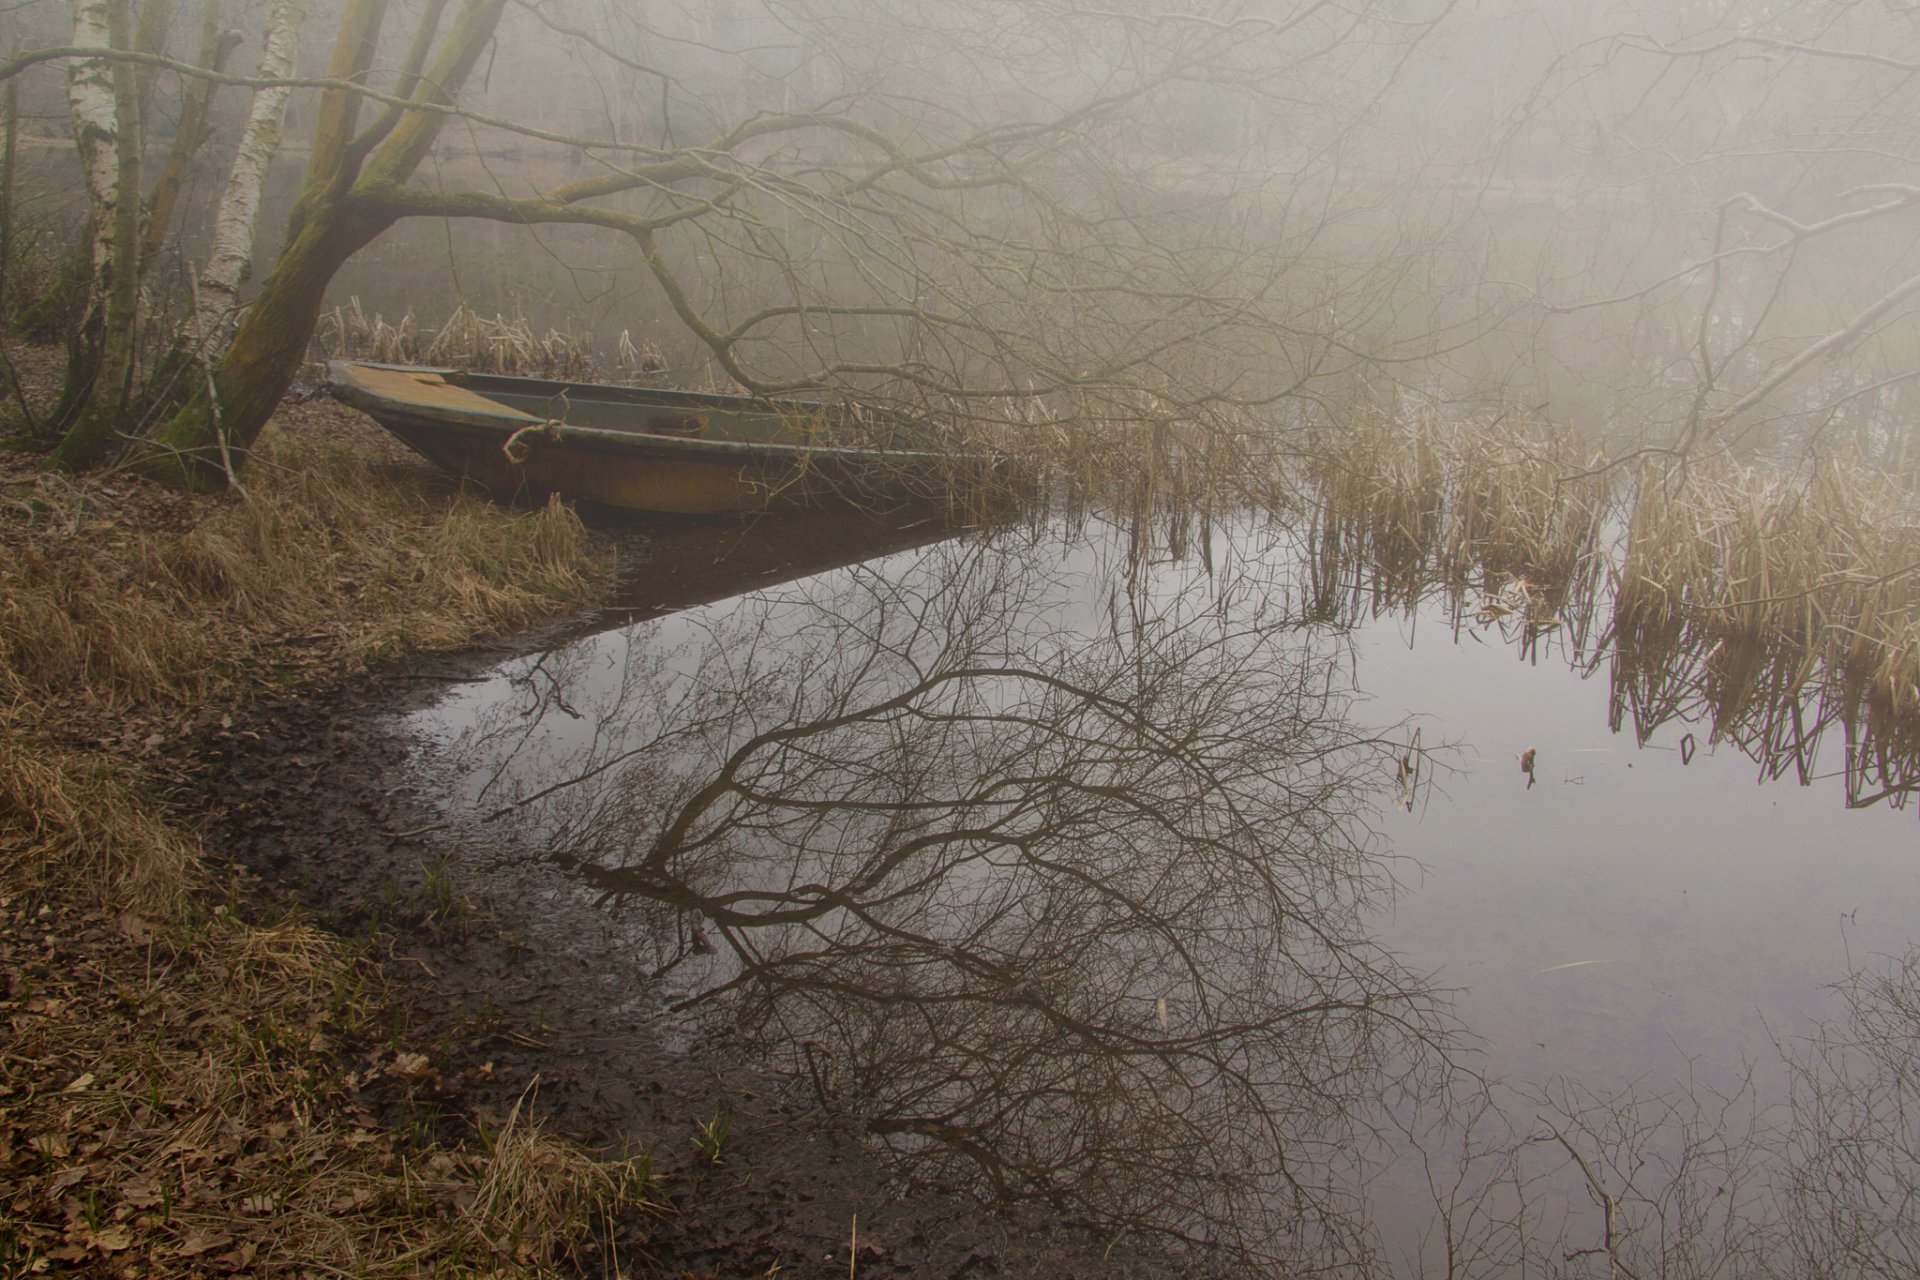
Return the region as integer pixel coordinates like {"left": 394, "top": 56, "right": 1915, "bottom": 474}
{"left": 66, "top": 0, "right": 120, "bottom": 287}
{"left": 193, "top": 0, "right": 309, "bottom": 345}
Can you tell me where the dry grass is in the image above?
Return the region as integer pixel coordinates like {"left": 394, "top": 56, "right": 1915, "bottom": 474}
{"left": 1305, "top": 406, "right": 1920, "bottom": 798}
{"left": 0, "top": 738, "right": 201, "bottom": 918}
{"left": 318, "top": 298, "right": 601, "bottom": 381}
{"left": 1, "top": 408, "right": 597, "bottom": 711}
{"left": 1616, "top": 453, "right": 1920, "bottom": 716}
{"left": 1304, "top": 405, "right": 1613, "bottom": 620}
{"left": 982, "top": 393, "right": 1290, "bottom": 536}
{"left": 0, "top": 358, "right": 641, "bottom": 1278}
{"left": 0, "top": 897, "right": 656, "bottom": 1277}
{"left": 463, "top": 1086, "right": 654, "bottom": 1269}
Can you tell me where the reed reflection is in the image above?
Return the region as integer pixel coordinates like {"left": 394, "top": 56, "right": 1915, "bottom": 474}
{"left": 442, "top": 531, "right": 1450, "bottom": 1272}
{"left": 1302, "top": 425, "right": 1920, "bottom": 814}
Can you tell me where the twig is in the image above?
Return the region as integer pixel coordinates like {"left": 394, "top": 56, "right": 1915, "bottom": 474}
{"left": 1539, "top": 1120, "right": 1641, "bottom": 1280}
{"left": 380, "top": 820, "right": 453, "bottom": 840}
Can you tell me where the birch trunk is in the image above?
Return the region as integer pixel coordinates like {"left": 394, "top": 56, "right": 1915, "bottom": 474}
{"left": 146, "top": 0, "right": 511, "bottom": 491}
{"left": 48, "top": 0, "right": 142, "bottom": 469}
{"left": 191, "top": 0, "right": 309, "bottom": 348}
{"left": 65, "top": 0, "right": 119, "bottom": 319}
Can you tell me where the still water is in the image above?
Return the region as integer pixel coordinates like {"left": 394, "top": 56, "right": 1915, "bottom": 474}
{"left": 403, "top": 508, "right": 1920, "bottom": 1274}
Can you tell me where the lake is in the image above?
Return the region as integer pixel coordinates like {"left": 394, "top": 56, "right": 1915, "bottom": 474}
{"left": 402, "top": 505, "right": 1920, "bottom": 1276}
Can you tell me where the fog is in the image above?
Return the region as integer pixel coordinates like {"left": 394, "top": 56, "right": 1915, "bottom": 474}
{"left": 6, "top": 0, "right": 1920, "bottom": 1273}
{"left": 8, "top": 0, "right": 1916, "bottom": 467}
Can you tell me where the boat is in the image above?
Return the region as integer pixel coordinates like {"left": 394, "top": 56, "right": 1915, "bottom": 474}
{"left": 322, "top": 360, "right": 1001, "bottom": 516}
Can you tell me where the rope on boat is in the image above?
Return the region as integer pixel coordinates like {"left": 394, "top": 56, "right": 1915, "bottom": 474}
{"left": 502, "top": 419, "right": 565, "bottom": 465}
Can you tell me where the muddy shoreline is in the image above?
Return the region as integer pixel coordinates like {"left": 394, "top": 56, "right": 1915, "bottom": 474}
{"left": 183, "top": 598, "right": 1201, "bottom": 1278}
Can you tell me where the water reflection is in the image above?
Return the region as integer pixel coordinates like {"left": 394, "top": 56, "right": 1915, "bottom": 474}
{"left": 1305, "top": 492, "right": 1920, "bottom": 814}
{"left": 1597, "top": 611, "right": 1920, "bottom": 811}
{"left": 410, "top": 495, "right": 1920, "bottom": 1274}
{"left": 431, "top": 527, "right": 1449, "bottom": 1270}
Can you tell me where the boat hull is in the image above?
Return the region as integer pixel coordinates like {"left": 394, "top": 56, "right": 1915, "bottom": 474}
{"left": 324, "top": 362, "right": 994, "bottom": 517}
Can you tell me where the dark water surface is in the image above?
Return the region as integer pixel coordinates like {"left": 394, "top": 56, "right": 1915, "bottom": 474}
{"left": 402, "top": 511, "right": 1920, "bottom": 1273}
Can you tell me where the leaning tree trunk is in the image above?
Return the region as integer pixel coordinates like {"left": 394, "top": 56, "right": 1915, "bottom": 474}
{"left": 48, "top": 0, "right": 143, "bottom": 472}
{"left": 142, "top": 199, "right": 391, "bottom": 489}
{"left": 141, "top": 0, "right": 509, "bottom": 490}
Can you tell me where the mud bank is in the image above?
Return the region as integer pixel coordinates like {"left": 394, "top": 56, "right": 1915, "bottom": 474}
{"left": 185, "top": 630, "right": 1200, "bottom": 1279}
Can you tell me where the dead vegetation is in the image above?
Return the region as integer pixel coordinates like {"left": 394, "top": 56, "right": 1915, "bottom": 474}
{"left": 1303, "top": 405, "right": 1612, "bottom": 623}
{"left": 1303, "top": 409, "right": 1920, "bottom": 793}
{"left": 1616, "top": 453, "right": 1920, "bottom": 718}
{"left": 0, "top": 365, "right": 645, "bottom": 1277}
{"left": 1, "top": 397, "right": 595, "bottom": 713}
{"left": 0, "top": 894, "right": 656, "bottom": 1276}
{"left": 316, "top": 298, "right": 627, "bottom": 383}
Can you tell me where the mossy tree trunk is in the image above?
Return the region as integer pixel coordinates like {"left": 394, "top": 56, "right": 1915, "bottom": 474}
{"left": 142, "top": 202, "right": 390, "bottom": 489}
{"left": 0, "top": 76, "right": 18, "bottom": 323}
{"left": 140, "top": 0, "right": 505, "bottom": 490}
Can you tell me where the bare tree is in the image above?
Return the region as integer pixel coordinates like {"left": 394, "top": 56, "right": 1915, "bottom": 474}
{"left": 1489, "top": 0, "right": 1920, "bottom": 466}
{"left": 4, "top": 0, "right": 1461, "bottom": 487}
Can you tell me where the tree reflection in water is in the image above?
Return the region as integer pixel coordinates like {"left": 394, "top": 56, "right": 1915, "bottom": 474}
{"left": 448, "top": 528, "right": 1450, "bottom": 1271}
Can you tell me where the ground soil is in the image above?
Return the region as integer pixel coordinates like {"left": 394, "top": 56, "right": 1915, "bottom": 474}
{"left": 179, "top": 566, "right": 1202, "bottom": 1279}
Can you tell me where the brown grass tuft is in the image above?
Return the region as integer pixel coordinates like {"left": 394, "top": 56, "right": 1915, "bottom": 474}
{"left": 0, "top": 736, "right": 202, "bottom": 916}
{"left": 0, "top": 898, "right": 655, "bottom": 1277}
{"left": 0, "top": 374, "right": 641, "bottom": 1279}
{"left": 461, "top": 1085, "right": 658, "bottom": 1269}
{"left": 0, "top": 409, "right": 601, "bottom": 710}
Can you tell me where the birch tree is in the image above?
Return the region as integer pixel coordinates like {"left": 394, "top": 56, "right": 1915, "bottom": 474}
{"left": 49, "top": 0, "right": 141, "bottom": 471}
{"left": 133, "top": 0, "right": 1459, "bottom": 489}
{"left": 188, "top": 0, "right": 305, "bottom": 348}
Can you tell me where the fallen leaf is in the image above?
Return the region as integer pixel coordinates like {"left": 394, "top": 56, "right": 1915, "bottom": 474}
{"left": 119, "top": 1182, "right": 162, "bottom": 1209}
{"left": 389, "top": 1051, "right": 432, "bottom": 1080}
{"left": 173, "top": 1227, "right": 231, "bottom": 1257}
{"left": 215, "top": 1239, "right": 258, "bottom": 1270}
{"left": 88, "top": 1226, "right": 132, "bottom": 1252}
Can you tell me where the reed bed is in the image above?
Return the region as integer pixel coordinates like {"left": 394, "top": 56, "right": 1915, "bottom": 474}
{"left": 1303, "top": 405, "right": 1920, "bottom": 805}
{"left": 318, "top": 298, "right": 601, "bottom": 380}
{"left": 982, "top": 393, "right": 1292, "bottom": 538}
{"left": 1616, "top": 454, "right": 1920, "bottom": 717}
{"left": 1303, "top": 405, "right": 1613, "bottom": 623}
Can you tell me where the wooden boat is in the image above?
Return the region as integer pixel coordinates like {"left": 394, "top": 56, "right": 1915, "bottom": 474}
{"left": 323, "top": 360, "right": 1000, "bottom": 516}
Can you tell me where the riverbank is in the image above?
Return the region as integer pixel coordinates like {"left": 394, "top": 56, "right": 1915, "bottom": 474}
{"left": 1, "top": 356, "right": 1186, "bottom": 1278}
{"left": 0, "top": 366, "right": 648, "bottom": 1276}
